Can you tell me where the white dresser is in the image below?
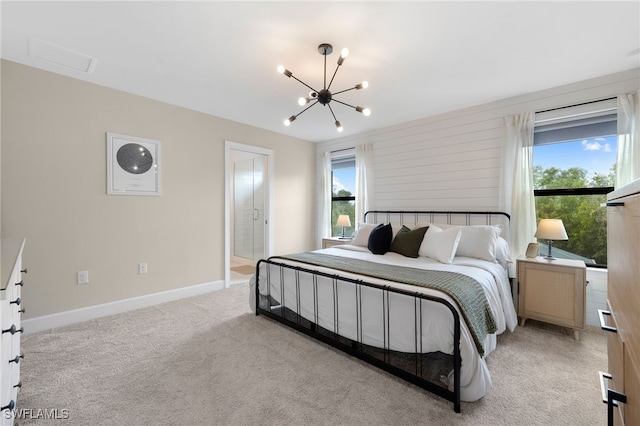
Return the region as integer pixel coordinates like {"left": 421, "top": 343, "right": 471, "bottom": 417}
{"left": 0, "top": 238, "right": 25, "bottom": 425}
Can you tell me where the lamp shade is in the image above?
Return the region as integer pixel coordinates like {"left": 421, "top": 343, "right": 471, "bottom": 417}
{"left": 534, "top": 219, "right": 568, "bottom": 241}
{"left": 336, "top": 215, "right": 351, "bottom": 227}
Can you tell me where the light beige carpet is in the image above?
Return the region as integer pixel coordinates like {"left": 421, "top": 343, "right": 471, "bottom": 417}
{"left": 18, "top": 283, "right": 607, "bottom": 425}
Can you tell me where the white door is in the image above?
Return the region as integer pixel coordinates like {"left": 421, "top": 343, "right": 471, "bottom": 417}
{"left": 224, "top": 141, "right": 274, "bottom": 287}
{"left": 233, "top": 155, "right": 266, "bottom": 261}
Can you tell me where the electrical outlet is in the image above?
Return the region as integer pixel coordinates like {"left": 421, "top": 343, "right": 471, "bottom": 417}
{"left": 77, "top": 271, "right": 89, "bottom": 284}
{"left": 138, "top": 263, "right": 148, "bottom": 274}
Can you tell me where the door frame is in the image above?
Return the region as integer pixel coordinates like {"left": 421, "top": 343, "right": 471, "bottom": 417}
{"left": 224, "top": 140, "right": 274, "bottom": 288}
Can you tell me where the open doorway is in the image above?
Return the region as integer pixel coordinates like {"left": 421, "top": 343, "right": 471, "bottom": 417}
{"left": 224, "top": 141, "right": 274, "bottom": 287}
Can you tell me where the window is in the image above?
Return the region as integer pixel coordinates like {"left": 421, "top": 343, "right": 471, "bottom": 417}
{"left": 533, "top": 100, "right": 616, "bottom": 267}
{"left": 331, "top": 151, "right": 356, "bottom": 237}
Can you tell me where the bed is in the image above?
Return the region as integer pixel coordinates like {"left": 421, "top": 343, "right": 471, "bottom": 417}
{"left": 250, "top": 211, "right": 517, "bottom": 412}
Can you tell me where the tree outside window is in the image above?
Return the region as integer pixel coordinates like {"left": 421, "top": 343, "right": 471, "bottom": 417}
{"left": 331, "top": 154, "right": 356, "bottom": 237}
{"left": 533, "top": 134, "right": 616, "bottom": 266}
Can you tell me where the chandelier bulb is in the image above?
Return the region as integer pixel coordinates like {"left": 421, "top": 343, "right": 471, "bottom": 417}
{"left": 356, "top": 106, "right": 371, "bottom": 117}
{"left": 277, "top": 65, "right": 292, "bottom": 78}
{"left": 284, "top": 115, "right": 296, "bottom": 126}
{"left": 335, "top": 121, "right": 343, "bottom": 132}
{"left": 298, "top": 97, "right": 309, "bottom": 106}
{"left": 355, "top": 81, "right": 369, "bottom": 90}
{"left": 337, "top": 48, "right": 349, "bottom": 66}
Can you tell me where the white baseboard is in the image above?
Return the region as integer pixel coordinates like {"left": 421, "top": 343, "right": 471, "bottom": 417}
{"left": 22, "top": 280, "right": 225, "bottom": 334}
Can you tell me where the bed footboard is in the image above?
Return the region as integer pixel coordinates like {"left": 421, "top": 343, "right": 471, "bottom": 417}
{"left": 254, "top": 258, "right": 462, "bottom": 413}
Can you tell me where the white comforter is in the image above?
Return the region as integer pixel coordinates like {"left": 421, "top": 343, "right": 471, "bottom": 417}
{"left": 250, "top": 245, "right": 517, "bottom": 402}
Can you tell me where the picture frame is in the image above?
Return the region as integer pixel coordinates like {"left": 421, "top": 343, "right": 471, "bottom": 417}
{"left": 106, "top": 132, "right": 161, "bottom": 196}
{"left": 525, "top": 242, "right": 540, "bottom": 258}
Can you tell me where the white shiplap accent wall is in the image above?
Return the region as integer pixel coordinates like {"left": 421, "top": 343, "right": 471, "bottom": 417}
{"left": 318, "top": 68, "right": 639, "bottom": 212}
{"left": 370, "top": 118, "right": 503, "bottom": 210}
{"left": 317, "top": 67, "right": 640, "bottom": 326}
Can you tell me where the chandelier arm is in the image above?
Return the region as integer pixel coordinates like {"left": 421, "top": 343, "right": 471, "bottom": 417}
{"left": 331, "top": 99, "right": 358, "bottom": 110}
{"left": 291, "top": 100, "right": 319, "bottom": 120}
{"left": 327, "top": 63, "right": 341, "bottom": 91}
{"left": 290, "top": 75, "right": 319, "bottom": 94}
{"left": 327, "top": 103, "right": 339, "bottom": 122}
{"left": 324, "top": 52, "right": 327, "bottom": 89}
{"left": 332, "top": 86, "right": 357, "bottom": 96}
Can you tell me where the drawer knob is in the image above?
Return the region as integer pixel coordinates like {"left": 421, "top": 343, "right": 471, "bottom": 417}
{"left": 0, "top": 400, "right": 14, "bottom": 411}
{"left": 20, "top": 268, "right": 27, "bottom": 274}
{"left": 10, "top": 297, "right": 20, "bottom": 306}
{"left": 2, "top": 325, "right": 23, "bottom": 335}
{"left": 18, "top": 308, "right": 25, "bottom": 314}
{"left": 8, "top": 354, "right": 23, "bottom": 364}
{"left": 15, "top": 281, "right": 24, "bottom": 287}
{"left": 13, "top": 381, "right": 21, "bottom": 389}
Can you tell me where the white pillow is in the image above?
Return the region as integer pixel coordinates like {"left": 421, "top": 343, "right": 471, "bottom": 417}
{"left": 455, "top": 225, "right": 501, "bottom": 262}
{"left": 418, "top": 225, "right": 462, "bottom": 264}
{"left": 495, "top": 237, "right": 511, "bottom": 268}
{"left": 432, "top": 223, "right": 505, "bottom": 236}
{"left": 351, "top": 223, "right": 380, "bottom": 247}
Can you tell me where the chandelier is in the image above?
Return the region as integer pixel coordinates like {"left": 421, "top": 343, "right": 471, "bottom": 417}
{"left": 277, "top": 43, "right": 371, "bottom": 132}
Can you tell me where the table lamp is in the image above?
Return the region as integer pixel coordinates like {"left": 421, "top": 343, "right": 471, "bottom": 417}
{"left": 336, "top": 215, "right": 352, "bottom": 239}
{"left": 534, "top": 219, "right": 568, "bottom": 260}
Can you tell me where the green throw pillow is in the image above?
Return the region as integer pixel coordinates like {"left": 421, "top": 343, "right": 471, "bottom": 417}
{"left": 389, "top": 225, "right": 429, "bottom": 258}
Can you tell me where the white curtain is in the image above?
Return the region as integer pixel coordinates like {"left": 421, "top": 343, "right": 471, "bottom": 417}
{"left": 616, "top": 91, "right": 640, "bottom": 189}
{"left": 355, "top": 144, "right": 374, "bottom": 223}
{"left": 316, "top": 150, "right": 332, "bottom": 246}
{"left": 501, "top": 112, "right": 537, "bottom": 263}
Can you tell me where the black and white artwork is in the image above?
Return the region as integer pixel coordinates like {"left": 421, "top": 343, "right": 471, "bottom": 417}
{"left": 107, "top": 132, "right": 161, "bottom": 195}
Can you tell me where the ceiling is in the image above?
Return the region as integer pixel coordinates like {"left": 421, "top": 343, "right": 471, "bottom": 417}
{"left": 2, "top": 1, "right": 639, "bottom": 143}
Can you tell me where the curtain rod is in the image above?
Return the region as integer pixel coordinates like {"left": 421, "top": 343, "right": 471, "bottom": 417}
{"left": 536, "top": 96, "right": 617, "bottom": 114}
{"left": 330, "top": 147, "right": 355, "bottom": 154}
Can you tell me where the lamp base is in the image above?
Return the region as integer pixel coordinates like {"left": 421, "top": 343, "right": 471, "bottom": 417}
{"left": 544, "top": 240, "right": 556, "bottom": 260}
{"left": 340, "top": 226, "right": 348, "bottom": 240}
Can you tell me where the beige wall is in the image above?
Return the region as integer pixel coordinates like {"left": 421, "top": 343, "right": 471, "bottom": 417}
{"left": 1, "top": 60, "right": 316, "bottom": 319}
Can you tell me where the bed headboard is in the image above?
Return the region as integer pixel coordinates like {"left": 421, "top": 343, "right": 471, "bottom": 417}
{"left": 363, "top": 210, "right": 511, "bottom": 238}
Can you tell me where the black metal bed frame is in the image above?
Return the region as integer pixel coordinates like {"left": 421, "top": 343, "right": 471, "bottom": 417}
{"left": 254, "top": 210, "right": 510, "bottom": 413}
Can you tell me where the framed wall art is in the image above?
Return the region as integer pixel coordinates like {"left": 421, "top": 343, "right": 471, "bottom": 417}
{"left": 106, "top": 132, "right": 161, "bottom": 196}
{"left": 525, "top": 242, "right": 540, "bottom": 258}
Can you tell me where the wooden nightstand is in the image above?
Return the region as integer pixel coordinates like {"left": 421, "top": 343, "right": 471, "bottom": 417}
{"left": 516, "top": 256, "right": 586, "bottom": 340}
{"left": 322, "top": 237, "right": 351, "bottom": 249}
